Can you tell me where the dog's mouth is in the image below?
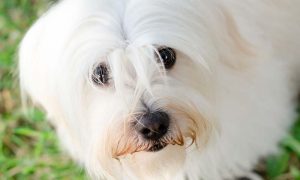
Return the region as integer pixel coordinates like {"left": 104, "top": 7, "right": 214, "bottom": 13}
{"left": 112, "top": 123, "right": 190, "bottom": 157}
{"left": 147, "top": 142, "right": 168, "bottom": 152}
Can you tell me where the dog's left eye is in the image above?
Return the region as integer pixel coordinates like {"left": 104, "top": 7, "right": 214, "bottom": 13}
{"left": 92, "top": 63, "right": 110, "bottom": 86}
{"left": 158, "top": 47, "right": 176, "bottom": 69}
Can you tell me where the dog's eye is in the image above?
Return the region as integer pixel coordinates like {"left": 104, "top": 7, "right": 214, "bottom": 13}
{"left": 92, "top": 63, "right": 110, "bottom": 86}
{"left": 158, "top": 47, "right": 176, "bottom": 69}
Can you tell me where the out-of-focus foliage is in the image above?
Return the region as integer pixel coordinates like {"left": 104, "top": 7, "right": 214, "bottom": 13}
{"left": 0, "top": 0, "right": 85, "bottom": 179}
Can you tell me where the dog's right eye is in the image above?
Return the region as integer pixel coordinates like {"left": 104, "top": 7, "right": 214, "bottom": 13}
{"left": 92, "top": 63, "right": 110, "bottom": 86}
{"left": 158, "top": 47, "right": 176, "bottom": 69}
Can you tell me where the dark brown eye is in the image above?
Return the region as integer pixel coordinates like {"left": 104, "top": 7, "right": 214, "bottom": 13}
{"left": 92, "top": 63, "right": 110, "bottom": 86}
{"left": 158, "top": 47, "right": 176, "bottom": 69}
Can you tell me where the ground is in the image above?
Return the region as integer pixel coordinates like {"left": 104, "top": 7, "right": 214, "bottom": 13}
{"left": 0, "top": 1, "right": 299, "bottom": 179}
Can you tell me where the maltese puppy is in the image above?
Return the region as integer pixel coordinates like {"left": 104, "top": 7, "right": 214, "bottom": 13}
{"left": 18, "top": 0, "right": 300, "bottom": 179}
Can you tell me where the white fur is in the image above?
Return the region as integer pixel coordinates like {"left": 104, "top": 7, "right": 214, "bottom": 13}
{"left": 19, "top": 0, "right": 300, "bottom": 179}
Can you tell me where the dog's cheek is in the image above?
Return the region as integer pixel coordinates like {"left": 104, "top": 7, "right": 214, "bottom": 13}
{"left": 122, "top": 145, "right": 186, "bottom": 179}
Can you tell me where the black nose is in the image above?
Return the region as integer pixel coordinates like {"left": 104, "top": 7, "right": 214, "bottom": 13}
{"left": 135, "top": 111, "right": 170, "bottom": 140}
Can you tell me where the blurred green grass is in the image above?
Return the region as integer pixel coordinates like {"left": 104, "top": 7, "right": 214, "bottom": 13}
{"left": 0, "top": 0, "right": 85, "bottom": 179}
{"left": 0, "top": 1, "right": 300, "bottom": 180}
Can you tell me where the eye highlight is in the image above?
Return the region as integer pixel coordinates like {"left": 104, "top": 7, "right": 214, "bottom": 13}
{"left": 158, "top": 47, "right": 176, "bottom": 69}
{"left": 92, "top": 63, "right": 110, "bottom": 86}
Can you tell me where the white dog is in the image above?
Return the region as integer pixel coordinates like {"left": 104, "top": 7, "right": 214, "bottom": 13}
{"left": 18, "top": 0, "right": 300, "bottom": 179}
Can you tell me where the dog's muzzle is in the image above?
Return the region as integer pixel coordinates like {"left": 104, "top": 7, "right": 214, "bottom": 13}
{"left": 134, "top": 111, "right": 170, "bottom": 151}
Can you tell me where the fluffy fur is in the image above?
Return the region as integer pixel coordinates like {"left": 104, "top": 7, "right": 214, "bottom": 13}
{"left": 19, "top": 0, "right": 300, "bottom": 179}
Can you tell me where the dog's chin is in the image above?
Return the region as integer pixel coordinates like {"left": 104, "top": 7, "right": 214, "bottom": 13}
{"left": 122, "top": 144, "right": 187, "bottom": 179}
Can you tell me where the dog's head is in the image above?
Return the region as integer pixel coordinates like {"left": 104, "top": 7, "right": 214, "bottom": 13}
{"left": 81, "top": 42, "right": 215, "bottom": 178}
{"left": 19, "top": 0, "right": 251, "bottom": 179}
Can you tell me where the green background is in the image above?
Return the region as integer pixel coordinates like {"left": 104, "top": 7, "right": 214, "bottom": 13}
{"left": 0, "top": 1, "right": 299, "bottom": 179}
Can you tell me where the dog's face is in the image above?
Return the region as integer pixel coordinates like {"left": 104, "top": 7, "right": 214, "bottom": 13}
{"left": 19, "top": 0, "right": 240, "bottom": 179}
{"left": 91, "top": 47, "right": 193, "bottom": 156}
{"left": 82, "top": 46, "right": 213, "bottom": 178}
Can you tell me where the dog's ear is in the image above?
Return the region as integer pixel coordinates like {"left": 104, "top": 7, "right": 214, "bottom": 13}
{"left": 19, "top": 11, "right": 56, "bottom": 118}
{"left": 216, "top": 8, "right": 256, "bottom": 69}
{"left": 18, "top": 3, "right": 67, "bottom": 123}
{"left": 18, "top": 2, "right": 85, "bottom": 162}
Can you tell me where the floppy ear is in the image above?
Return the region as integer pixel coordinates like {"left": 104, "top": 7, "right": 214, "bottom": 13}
{"left": 215, "top": 8, "right": 256, "bottom": 69}
{"left": 18, "top": 6, "right": 67, "bottom": 125}
{"left": 19, "top": 12, "right": 59, "bottom": 120}
{"left": 19, "top": 0, "right": 79, "bottom": 122}
{"left": 18, "top": 2, "right": 85, "bottom": 162}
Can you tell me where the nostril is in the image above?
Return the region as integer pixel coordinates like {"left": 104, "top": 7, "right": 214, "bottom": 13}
{"left": 158, "top": 124, "right": 167, "bottom": 133}
{"left": 141, "top": 128, "right": 151, "bottom": 135}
